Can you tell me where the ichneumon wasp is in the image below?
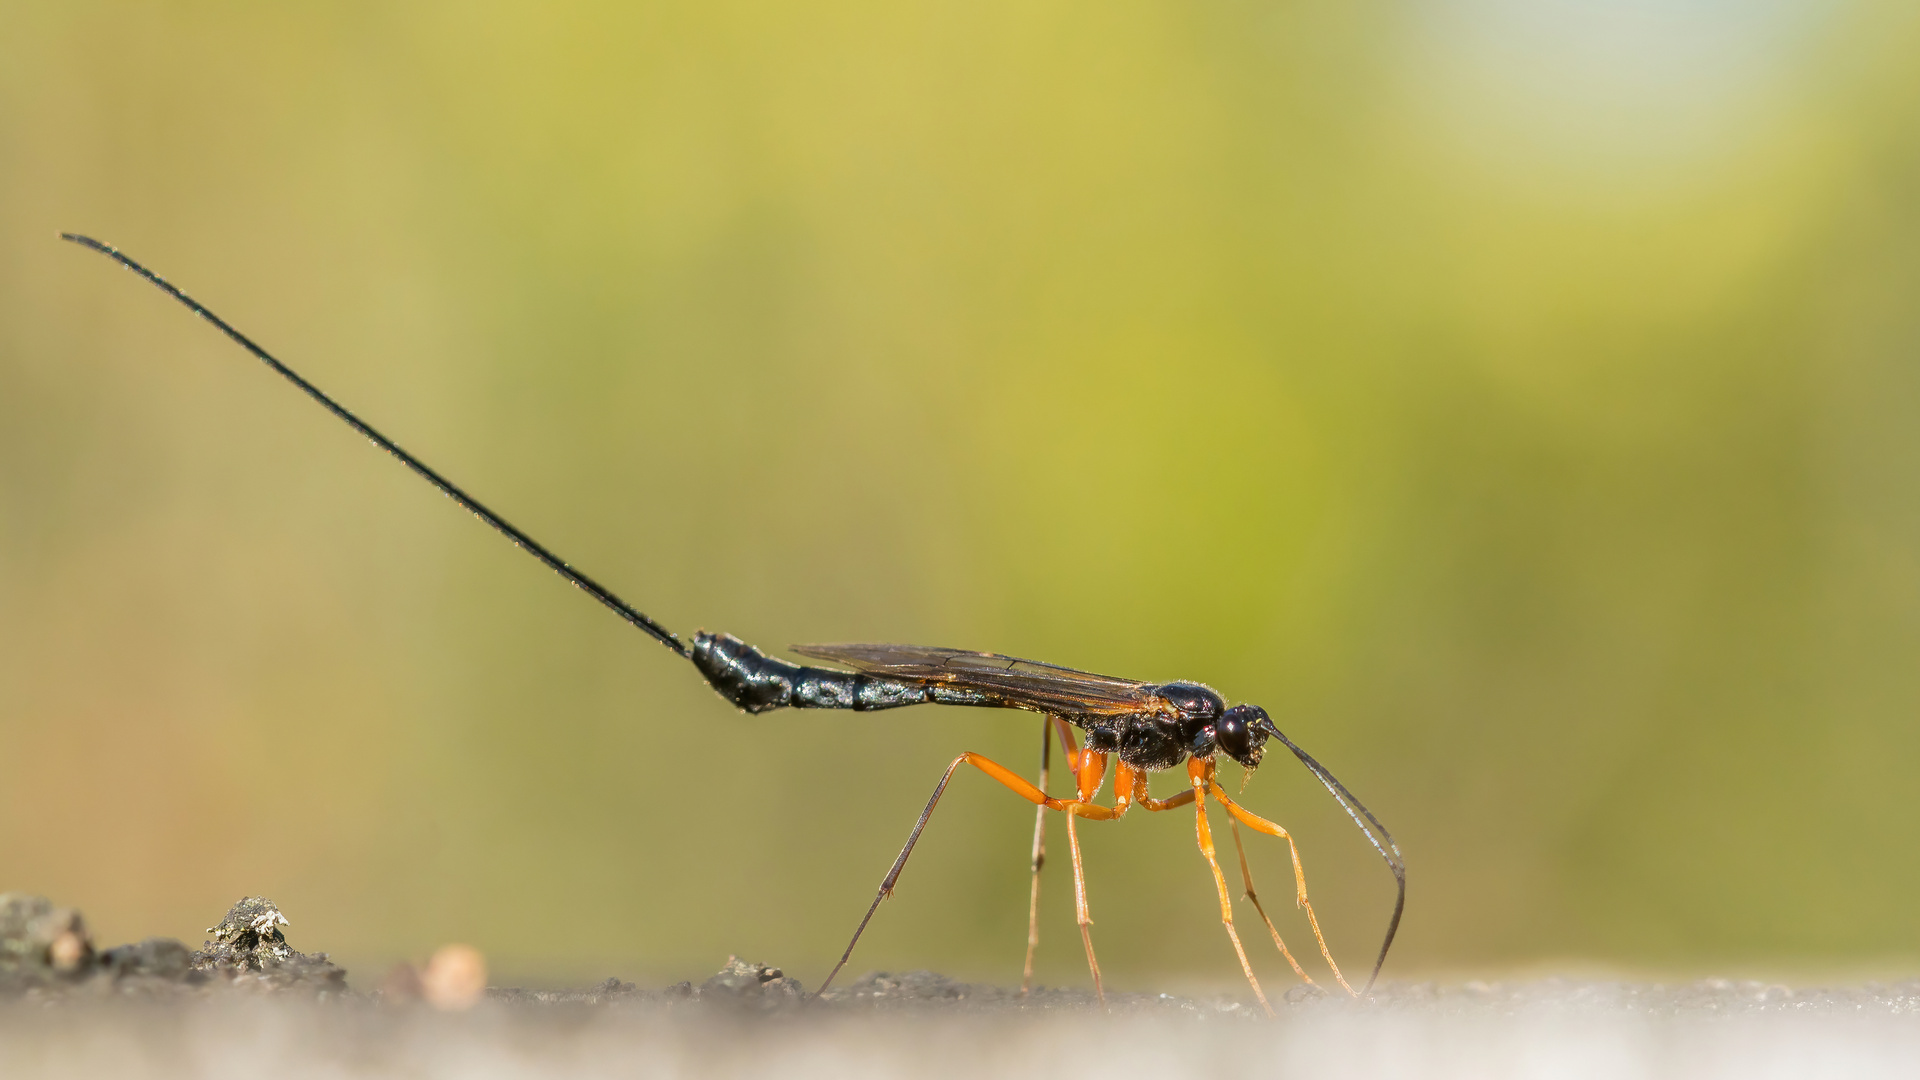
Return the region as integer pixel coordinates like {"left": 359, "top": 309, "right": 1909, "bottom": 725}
{"left": 62, "top": 233, "right": 1404, "bottom": 1014}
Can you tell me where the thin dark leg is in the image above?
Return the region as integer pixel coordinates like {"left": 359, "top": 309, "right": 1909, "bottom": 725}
{"left": 814, "top": 751, "right": 1122, "bottom": 1000}
{"left": 1066, "top": 809, "right": 1105, "bottom": 1008}
{"left": 1230, "top": 820, "right": 1315, "bottom": 986}
{"left": 1021, "top": 715, "right": 1053, "bottom": 996}
{"left": 1209, "top": 781, "right": 1355, "bottom": 996}
{"left": 815, "top": 755, "right": 969, "bottom": 1000}
{"left": 1188, "top": 760, "right": 1273, "bottom": 1018}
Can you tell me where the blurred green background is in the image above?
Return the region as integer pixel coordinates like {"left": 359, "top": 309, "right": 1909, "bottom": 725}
{"left": 4, "top": 0, "right": 1919, "bottom": 991}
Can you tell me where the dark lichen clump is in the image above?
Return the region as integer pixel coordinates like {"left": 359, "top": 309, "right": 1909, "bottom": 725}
{"left": 1, "top": 893, "right": 343, "bottom": 998}
{"left": 189, "top": 896, "right": 346, "bottom": 992}
{"left": 1, "top": 894, "right": 94, "bottom": 990}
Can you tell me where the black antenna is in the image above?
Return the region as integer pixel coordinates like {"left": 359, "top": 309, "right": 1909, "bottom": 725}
{"left": 62, "top": 233, "right": 689, "bottom": 658}
{"left": 1263, "top": 719, "right": 1405, "bottom": 993}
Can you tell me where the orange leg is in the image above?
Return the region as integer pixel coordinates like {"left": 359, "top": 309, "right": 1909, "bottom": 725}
{"left": 1189, "top": 759, "right": 1275, "bottom": 1018}
{"left": 1121, "top": 757, "right": 1190, "bottom": 807}
{"left": 814, "top": 749, "right": 1120, "bottom": 1001}
{"left": 1209, "top": 781, "right": 1356, "bottom": 996}
{"left": 1074, "top": 743, "right": 1107, "bottom": 802}
{"left": 1230, "top": 820, "right": 1316, "bottom": 987}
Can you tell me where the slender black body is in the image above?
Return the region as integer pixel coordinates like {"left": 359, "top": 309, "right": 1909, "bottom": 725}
{"left": 693, "top": 632, "right": 1250, "bottom": 773}
{"left": 62, "top": 233, "right": 1405, "bottom": 997}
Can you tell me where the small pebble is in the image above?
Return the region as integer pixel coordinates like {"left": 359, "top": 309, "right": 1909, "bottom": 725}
{"left": 421, "top": 944, "right": 487, "bottom": 1011}
{"left": 48, "top": 931, "right": 87, "bottom": 973}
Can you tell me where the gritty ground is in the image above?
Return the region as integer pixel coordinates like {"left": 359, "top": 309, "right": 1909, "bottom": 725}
{"left": 5, "top": 892, "right": 1918, "bottom": 1079}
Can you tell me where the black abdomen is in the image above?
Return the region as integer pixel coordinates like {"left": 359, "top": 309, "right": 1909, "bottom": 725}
{"left": 692, "top": 632, "right": 962, "bottom": 714}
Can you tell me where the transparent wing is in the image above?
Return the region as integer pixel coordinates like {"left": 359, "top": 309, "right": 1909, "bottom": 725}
{"left": 790, "top": 641, "right": 1160, "bottom": 717}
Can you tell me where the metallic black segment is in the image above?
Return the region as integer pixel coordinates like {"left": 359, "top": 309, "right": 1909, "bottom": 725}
{"left": 927, "top": 684, "right": 999, "bottom": 708}
{"left": 60, "top": 234, "right": 689, "bottom": 658}
{"left": 856, "top": 677, "right": 936, "bottom": 710}
{"left": 690, "top": 632, "right": 933, "bottom": 715}
{"left": 791, "top": 669, "right": 857, "bottom": 709}
{"left": 691, "top": 632, "right": 797, "bottom": 713}
{"left": 1259, "top": 716, "right": 1405, "bottom": 994}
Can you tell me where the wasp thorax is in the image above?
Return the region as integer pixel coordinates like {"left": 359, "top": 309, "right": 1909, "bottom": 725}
{"left": 1159, "top": 681, "right": 1223, "bottom": 721}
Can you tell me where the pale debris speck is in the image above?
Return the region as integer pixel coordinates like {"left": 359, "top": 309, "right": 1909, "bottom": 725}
{"left": 420, "top": 944, "right": 487, "bottom": 1011}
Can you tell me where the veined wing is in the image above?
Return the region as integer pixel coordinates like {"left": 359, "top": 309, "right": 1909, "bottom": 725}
{"left": 790, "top": 641, "right": 1161, "bottom": 717}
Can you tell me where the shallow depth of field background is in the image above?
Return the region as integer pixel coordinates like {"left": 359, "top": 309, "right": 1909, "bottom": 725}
{"left": 3, "top": 1, "right": 1919, "bottom": 990}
